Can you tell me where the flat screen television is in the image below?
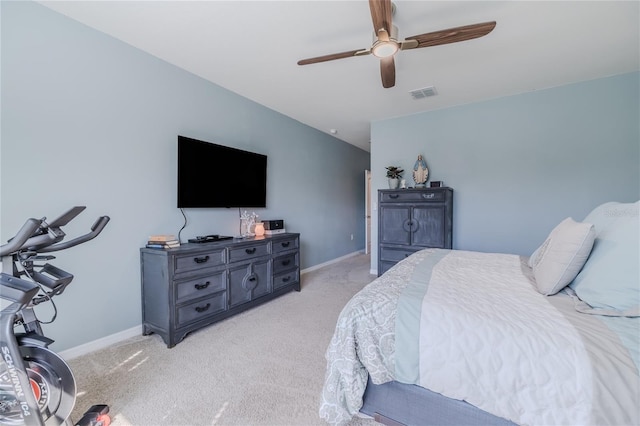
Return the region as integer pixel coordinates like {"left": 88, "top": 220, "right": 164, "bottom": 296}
{"left": 177, "top": 136, "right": 267, "bottom": 208}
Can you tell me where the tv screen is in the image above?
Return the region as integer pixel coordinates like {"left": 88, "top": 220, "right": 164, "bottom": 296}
{"left": 177, "top": 136, "right": 267, "bottom": 208}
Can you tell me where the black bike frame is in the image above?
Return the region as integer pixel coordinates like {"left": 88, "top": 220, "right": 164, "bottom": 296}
{"left": 0, "top": 273, "right": 45, "bottom": 426}
{"left": 0, "top": 207, "right": 110, "bottom": 426}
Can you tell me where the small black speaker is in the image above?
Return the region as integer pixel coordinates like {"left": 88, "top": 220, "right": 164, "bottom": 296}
{"left": 262, "top": 220, "right": 284, "bottom": 230}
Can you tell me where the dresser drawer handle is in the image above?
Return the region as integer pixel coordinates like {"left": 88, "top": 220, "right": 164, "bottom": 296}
{"left": 243, "top": 274, "right": 258, "bottom": 291}
{"left": 281, "top": 259, "right": 291, "bottom": 266}
{"left": 403, "top": 219, "right": 419, "bottom": 233}
{"left": 245, "top": 248, "right": 257, "bottom": 254}
{"left": 281, "top": 242, "right": 290, "bottom": 248}
{"left": 389, "top": 194, "right": 399, "bottom": 199}
{"left": 282, "top": 276, "right": 291, "bottom": 283}
{"left": 193, "top": 255, "right": 210, "bottom": 264}
{"left": 194, "top": 281, "right": 210, "bottom": 290}
{"left": 422, "top": 193, "right": 435, "bottom": 199}
{"left": 195, "top": 303, "right": 211, "bottom": 313}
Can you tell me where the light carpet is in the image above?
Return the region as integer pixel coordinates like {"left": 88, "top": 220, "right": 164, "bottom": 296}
{"left": 68, "top": 253, "right": 379, "bottom": 426}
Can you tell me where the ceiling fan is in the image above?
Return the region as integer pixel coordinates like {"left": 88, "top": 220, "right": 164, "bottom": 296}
{"left": 297, "top": 0, "right": 496, "bottom": 89}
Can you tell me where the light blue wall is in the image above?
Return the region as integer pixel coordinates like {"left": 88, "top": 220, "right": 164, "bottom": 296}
{"left": 371, "top": 72, "right": 639, "bottom": 270}
{"left": 1, "top": 1, "right": 369, "bottom": 351}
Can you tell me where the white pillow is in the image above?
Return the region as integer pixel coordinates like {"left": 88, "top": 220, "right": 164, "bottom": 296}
{"left": 529, "top": 217, "right": 596, "bottom": 295}
{"left": 569, "top": 201, "right": 639, "bottom": 316}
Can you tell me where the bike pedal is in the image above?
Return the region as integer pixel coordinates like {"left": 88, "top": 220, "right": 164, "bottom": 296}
{"left": 75, "top": 405, "right": 110, "bottom": 426}
{"left": 85, "top": 404, "right": 109, "bottom": 415}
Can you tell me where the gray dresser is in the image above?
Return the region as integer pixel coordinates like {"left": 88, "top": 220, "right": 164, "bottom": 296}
{"left": 140, "top": 233, "right": 300, "bottom": 347}
{"left": 378, "top": 188, "right": 453, "bottom": 275}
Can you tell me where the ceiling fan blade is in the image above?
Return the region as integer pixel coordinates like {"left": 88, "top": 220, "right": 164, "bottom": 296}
{"left": 380, "top": 56, "right": 395, "bottom": 88}
{"left": 297, "top": 49, "right": 370, "bottom": 66}
{"left": 369, "top": 0, "right": 393, "bottom": 41}
{"left": 404, "top": 21, "right": 496, "bottom": 49}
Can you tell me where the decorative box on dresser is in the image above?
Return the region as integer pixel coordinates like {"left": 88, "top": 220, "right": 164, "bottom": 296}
{"left": 378, "top": 188, "right": 453, "bottom": 276}
{"left": 140, "top": 233, "right": 300, "bottom": 347}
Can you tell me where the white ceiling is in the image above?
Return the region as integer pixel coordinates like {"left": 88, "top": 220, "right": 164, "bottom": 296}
{"left": 39, "top": 1, "right": 639, "bottom": 152}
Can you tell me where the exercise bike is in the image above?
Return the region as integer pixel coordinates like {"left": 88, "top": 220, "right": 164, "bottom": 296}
{"left": 0, "top": 207, "right": 110, "bottom": 426}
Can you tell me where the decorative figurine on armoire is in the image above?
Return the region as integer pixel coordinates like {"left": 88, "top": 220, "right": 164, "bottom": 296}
{"left": 413, "top": 154, "right": 429, "bottom": 188}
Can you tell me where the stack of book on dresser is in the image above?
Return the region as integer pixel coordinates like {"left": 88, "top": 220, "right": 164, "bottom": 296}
{"left": 146, "top": 235, "right": 180, "bottom": 249}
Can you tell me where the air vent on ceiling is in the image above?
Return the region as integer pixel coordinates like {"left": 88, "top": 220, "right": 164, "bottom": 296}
{"left": 409, "top": 86, "right": 437, "bottom": 100}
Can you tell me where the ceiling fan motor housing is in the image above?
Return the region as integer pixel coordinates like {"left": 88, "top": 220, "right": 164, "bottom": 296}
{"left": 371, "top": 25, "right": 399, "bottom": 58}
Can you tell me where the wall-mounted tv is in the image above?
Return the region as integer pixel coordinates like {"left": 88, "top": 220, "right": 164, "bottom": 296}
{"left": 177, "top": 135, "right": 267, "bottom": 208}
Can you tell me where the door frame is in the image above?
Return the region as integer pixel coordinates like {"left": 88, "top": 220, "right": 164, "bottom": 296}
{"left": 365, "top": 170, "right": 372, "bottom": 254}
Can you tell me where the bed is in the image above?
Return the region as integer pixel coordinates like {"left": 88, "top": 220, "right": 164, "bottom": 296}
{"left": 320, "top": 201, "right": 639, "bottom": 426}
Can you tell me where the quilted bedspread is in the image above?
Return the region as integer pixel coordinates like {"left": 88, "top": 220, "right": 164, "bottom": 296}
{"left": 319, "top": 249, "right": 639, "bottom": 426}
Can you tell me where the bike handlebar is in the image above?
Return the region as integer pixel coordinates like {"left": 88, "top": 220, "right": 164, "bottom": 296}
{"left": 39, "top": 216, "right": 110, "bottom": 253}
{"left": 0, "top": 207, "right": 110, "bottom": 257}
{"left": 0, "top": 218, "right": 43, "bottom": 257}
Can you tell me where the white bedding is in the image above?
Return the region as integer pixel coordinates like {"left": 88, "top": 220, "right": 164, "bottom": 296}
{"left": 319, "top": 249, "right": 639, "bottom": 425}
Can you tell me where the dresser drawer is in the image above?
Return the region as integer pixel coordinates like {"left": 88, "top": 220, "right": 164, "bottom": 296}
{"left": 177, "top": 293, "right": 226, "bottom": 327}
{"left": 274, "top": 269, "right": 299, "bottom": 290}
{"left": 379, "top": 246, "right": 420, "bottom": 263}
{"left": 380, "top": 190, "right": 445, "bottom": 203}
{"left": 176, "top": 270, "right": 226, "bottom": 304}
{"left": 174, "top": 249, "right": 226, "bottom": 275}
{"left": 273, "top": 252, "right": 298, "bottom": 274}
{"left": 228, "top": 242, "right": 270, "bottom": 263}
{"left": 379, "top": 261, "right": 397, "bottom": 276}
{"left": 272, "top": 236, "right": 299, "bottom": 254}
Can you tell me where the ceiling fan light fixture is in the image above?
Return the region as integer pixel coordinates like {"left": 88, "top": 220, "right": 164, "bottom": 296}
{"left": 371, "top": 24, "right": 399, "bottom": 58}
{"left": 371, "top": 40, "right": 399, "bottom": 58}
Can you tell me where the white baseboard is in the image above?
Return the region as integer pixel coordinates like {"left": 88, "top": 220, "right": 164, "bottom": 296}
{"left": 59, "top": 251, "right": 366, "bottom": 360}
{"left": 300, "top": 250, "right": 364, "bottom": 275}
{"left": 59, "top": 325, "right": 142, "bottom": 361}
